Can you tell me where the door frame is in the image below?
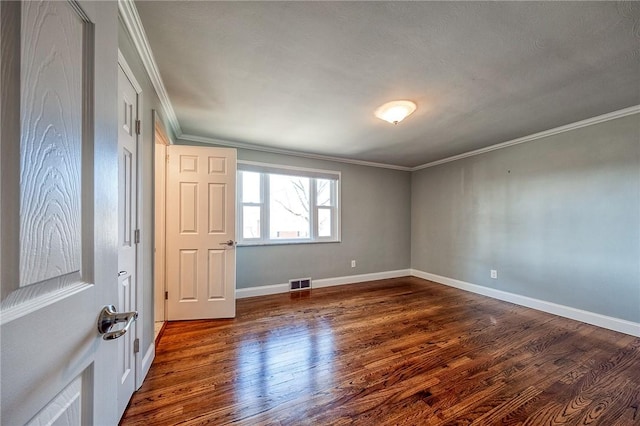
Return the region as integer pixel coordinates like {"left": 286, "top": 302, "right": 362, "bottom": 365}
{"left": 153, "top": 110, "right": 169, "bottom": 330}
{"left": 117, "top": 50, "right": 146, "bottom": 390}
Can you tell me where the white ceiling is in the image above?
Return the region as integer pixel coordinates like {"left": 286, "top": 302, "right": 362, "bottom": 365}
{"left": 135, "top": 1, "right": 640, "bottom": 168}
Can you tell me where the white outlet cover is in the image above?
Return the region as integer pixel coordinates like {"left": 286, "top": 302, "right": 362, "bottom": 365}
{"left": 490, "top": 270, "right": 498, "bottom": 279}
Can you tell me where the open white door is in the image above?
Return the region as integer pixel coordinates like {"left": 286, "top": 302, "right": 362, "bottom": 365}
{"left": 1, "top": 1, "right": 121, "bottom": 424}
{"left": 166, "top": 146, "right": 237, "bottom": 320}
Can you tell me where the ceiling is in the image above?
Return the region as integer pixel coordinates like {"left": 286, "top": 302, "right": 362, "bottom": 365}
{"left": 135, "top": 1, "right": 640, "bottom": 168}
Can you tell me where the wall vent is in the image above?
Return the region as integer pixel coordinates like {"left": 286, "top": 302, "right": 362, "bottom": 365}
{"left": 289, "top": 277, "right": 312, "bottom": 291}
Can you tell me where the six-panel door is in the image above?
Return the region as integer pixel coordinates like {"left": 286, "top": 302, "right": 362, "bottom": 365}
{"left": 166, "top": 146, "right": 237, "bottom": 320}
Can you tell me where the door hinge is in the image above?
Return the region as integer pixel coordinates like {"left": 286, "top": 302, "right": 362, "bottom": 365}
{"left": 165, "top": 291, "right": 168, "bottom": 300}
{"left": 135, "top": 120, "right": 141, "bottom": 135}
{"left": 133, "top": 338, "right": 140, "bottom": 354}
{"left": 134, "top": 229, "right": 140, "bottom": 244}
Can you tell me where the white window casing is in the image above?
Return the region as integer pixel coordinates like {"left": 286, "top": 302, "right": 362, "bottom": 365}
{"left": 237, "top": 161, "right": 341, "bottom": 246}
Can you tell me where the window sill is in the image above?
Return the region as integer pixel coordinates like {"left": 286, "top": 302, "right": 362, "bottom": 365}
{"left": 237, "top": 239, "right": 341, "bottom": 248}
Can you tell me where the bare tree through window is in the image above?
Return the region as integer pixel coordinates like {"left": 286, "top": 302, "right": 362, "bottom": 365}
{"left": 238, "top": 168, "right": 338, "bottom": 243}
{"left": 272, "top": 177, "right": 331, "bottom": 238}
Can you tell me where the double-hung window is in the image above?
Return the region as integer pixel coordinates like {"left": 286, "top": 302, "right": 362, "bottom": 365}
{"left": 237, "top": 161, "right": 340, "bottom": 245}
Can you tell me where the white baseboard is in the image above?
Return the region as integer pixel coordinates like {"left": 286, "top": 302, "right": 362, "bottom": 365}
{"left": 410, "top": 269, "right": 640, "bottom": 337}
{"left": 137, "top": 343, "right": 155, "bottom": 389}
{"left": 313, "top": 269, "right": 412, "bottom": 289}
{"left": 236, "top": 282, "right": 290, "bottom": 299}
{"left": 235, "top": 269, "right": 411, "bottom": 299}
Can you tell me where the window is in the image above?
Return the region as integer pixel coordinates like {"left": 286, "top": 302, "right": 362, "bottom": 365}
{"left": 238, "top": 161, "right": 340, "bottom": 245}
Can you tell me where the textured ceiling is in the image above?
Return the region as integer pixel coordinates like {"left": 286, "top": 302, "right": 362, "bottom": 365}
{"left": 136, "top": 1, "right": 640, "bottom": 168}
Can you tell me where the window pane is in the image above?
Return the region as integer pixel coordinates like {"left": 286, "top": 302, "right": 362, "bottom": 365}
{"left": 317, "top": 179, "right": 332, "bottom": 206}
{"left": 318, "top": 208, "right": 332, "bottom": 237}
{"left": 243, "top": 205, "right": 261, "bottom": 239}
{"left": 242, "top": 171, "right": 261, "bottom": 203}
{"left": 269, "top": 174, "right": 310, "bottom": 239}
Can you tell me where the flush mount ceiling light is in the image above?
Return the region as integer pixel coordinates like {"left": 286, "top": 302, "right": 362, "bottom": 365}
{"left": 374, "top": 100, "right": 417, "bottom": 125}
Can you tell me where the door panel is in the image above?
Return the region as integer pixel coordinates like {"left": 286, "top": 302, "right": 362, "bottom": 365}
{"left": 1, "top": 1, "right": 118, "bottom": 424}
{"left": 27, "top": 375, "right": 82, "bottom": 426}
{"left": 167, "top": 146, "right": 236, "bottom": 320}
{"left": 180, "top": 182, "right": 198, "bottom": 233}
{"left": 117, "top": 64, "right": 138, "bottom": 418}
{"left": 179, "top": 249, "right": 198, "bottom": 300}
{"left": 207, "top": 249, "right": 226, "bottom": 298}
{"left": 18, "top": 0, "right": 83, "bottom": 289}
{"left": 208, "top": 184, "right": 226, "bottom": 232}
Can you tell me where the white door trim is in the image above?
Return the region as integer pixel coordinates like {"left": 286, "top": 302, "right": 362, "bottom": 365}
{"left": 153, "top": 110, "right": 169, "bottom": 328}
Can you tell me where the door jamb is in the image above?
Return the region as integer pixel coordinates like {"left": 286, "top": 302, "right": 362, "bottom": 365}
{"left": 152, "top": 110, "right": 169, "bottom": 336}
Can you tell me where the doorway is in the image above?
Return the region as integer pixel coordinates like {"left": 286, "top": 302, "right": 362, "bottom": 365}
{"left": 153, "top": 111, "right": 169, "bottom": 341}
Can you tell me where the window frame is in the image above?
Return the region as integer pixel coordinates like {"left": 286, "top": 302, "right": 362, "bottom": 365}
{"left": 237, "top": 161, "right": 341, "bottom": 246}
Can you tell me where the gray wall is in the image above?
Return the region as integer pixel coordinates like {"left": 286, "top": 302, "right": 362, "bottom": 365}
{"left": 175, "top": 144, "right": 413, "bottom": 288}
{"left": 411, "top": 114, "right": 640, "bottom": 323}
{"left": 118, "top": 20, "right": 173, "bottom": 356}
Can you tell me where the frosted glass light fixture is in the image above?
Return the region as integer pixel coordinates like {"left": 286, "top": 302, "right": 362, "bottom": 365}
{"left": 374, "top": 100, "right": 417, "bottom": 124}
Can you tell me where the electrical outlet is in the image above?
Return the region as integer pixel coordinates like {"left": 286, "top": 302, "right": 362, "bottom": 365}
{"left": 490, "top": 270, "right": 498, "bottom": 279}
{"left": 351, "top": 260, "right": 356, "bottom": 268}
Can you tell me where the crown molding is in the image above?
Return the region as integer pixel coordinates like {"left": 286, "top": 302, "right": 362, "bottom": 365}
{"left": 181, "top": 105, "right": 640, "bottom": 172}
{"left": 412, "top": 105, "right": 640, "bottom": 171}
{"left": 179, "top": 133, "right": 413, "bottom": 171}
{"left": 118, "top": 0, "right": 182, "bottom": 137}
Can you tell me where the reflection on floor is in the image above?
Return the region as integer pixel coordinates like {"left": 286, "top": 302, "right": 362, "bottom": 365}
{"left": 121, "top": 277, "right": 640, "bottom": 424}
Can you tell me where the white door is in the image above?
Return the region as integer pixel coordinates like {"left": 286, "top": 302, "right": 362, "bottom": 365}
{"left": 117, "top": 64, "right": 139, "bottom": 417}
{"left": 166, "top": 146, "right": 237, "bottom": 320}
{"left": 1, "top": 1, "right": 120, "bottom": 424}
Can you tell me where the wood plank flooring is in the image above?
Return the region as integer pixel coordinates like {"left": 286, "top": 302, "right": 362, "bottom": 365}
{"left": 120, "top": 277, "right": 640, "bottom": 425}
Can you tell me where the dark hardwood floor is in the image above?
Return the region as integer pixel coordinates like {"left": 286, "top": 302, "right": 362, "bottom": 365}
{"left": 120, "top": 277, "right": 640, "bottom": 425}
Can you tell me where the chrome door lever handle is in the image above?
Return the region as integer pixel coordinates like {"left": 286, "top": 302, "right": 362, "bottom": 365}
{"left": 118, "top": 271, "right": 127, "bottom": 277}
{"left": 97, "top": 305, "right": 138, "bottom": 340}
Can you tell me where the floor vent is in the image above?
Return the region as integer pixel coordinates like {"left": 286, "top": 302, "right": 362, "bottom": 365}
{"left": 289, "top": 277, "right": 312, "bottom": 291}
